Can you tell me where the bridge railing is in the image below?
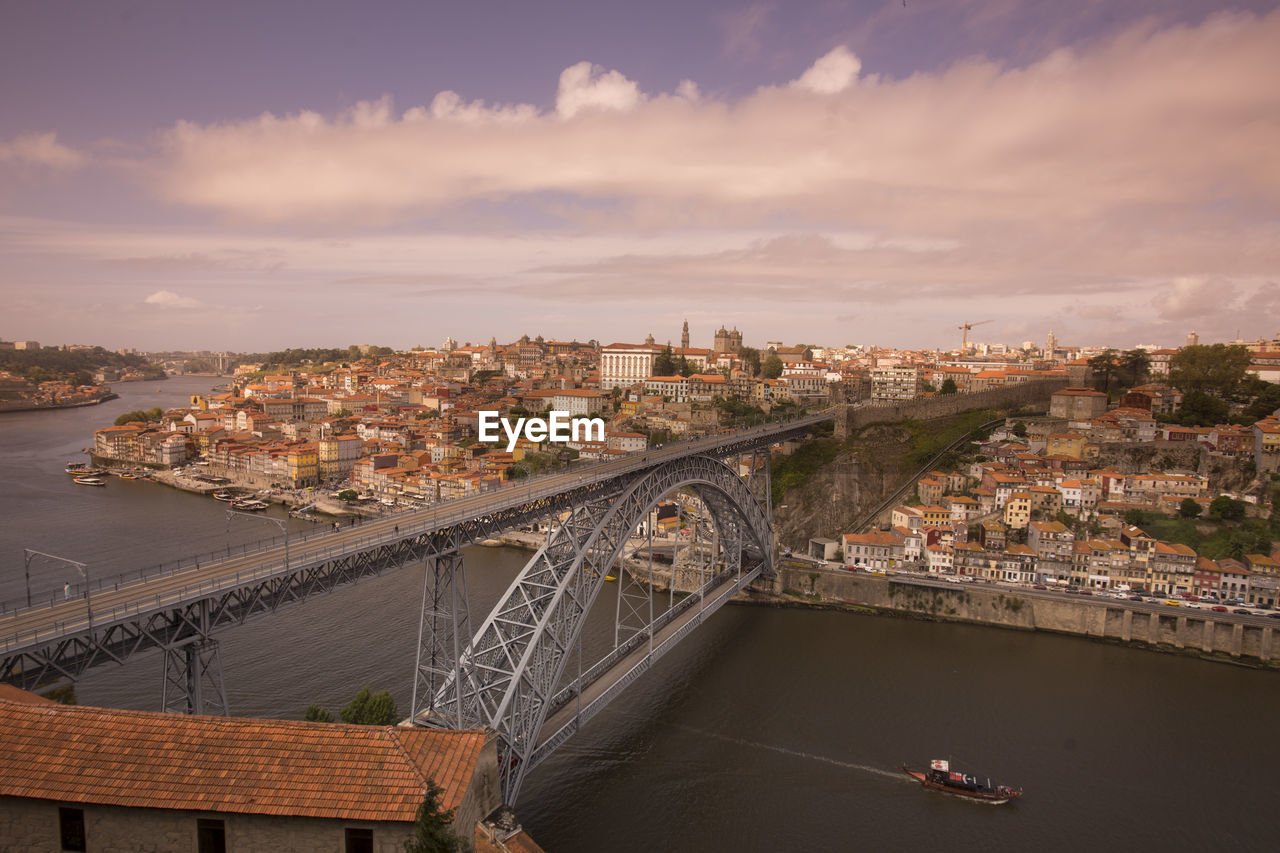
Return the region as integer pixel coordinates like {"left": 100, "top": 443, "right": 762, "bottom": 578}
{"left": 2, "top": 411, "right": 829, "bottom": 630}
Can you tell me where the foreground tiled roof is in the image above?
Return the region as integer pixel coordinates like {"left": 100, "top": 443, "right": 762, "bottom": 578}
{"left": 0, "top": 698, "right": 486, "bottom": 822}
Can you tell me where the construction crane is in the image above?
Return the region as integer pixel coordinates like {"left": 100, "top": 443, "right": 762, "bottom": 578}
{"left": 958, "top": 320, "right": 992, "bottom": 353}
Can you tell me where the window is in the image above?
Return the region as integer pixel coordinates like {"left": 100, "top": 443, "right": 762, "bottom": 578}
{"left": 197, "top": 818, "right": 226, "bottom": 853}
{"left": 59, "top": 807, "right": 86, "bottom": 852}
{"left": 345, "top": 827, "right": 374, "bottom": 853}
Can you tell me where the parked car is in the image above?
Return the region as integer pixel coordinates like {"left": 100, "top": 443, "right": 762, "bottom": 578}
{"left": 1211, "top": 605, "right": 1228, "bottom": 612}
{"left": 1233, "top": 608, "right": 1252, "bottom": 615}
{"left": 1033, "top": 584, "right": 1048, "bottom": 590}
{"left": 1269, "top": 613, "right": 1280, "bottom": 620}
{"left": 1129, "top": 595, "right": 1145, "bottom": 602}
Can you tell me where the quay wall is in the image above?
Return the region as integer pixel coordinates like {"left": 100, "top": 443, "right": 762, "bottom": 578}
{"left": 834, "top": 378, "right": 1067, "bottom": 439}
{"left": 763, "top": 563, "right": 1278, "bottom": 667}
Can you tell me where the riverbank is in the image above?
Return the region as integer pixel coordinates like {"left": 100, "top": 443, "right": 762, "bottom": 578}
{"left": 0, "top": 391, "right": 118, "bottom": 414}
{"left": 749, "top": 562, "right": 1280, "bottom": 670}
{"left": 131, "top": 467, "right": 369, "bottom": 518}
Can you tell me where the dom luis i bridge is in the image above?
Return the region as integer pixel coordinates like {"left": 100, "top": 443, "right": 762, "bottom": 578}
{"left": 1, "top": 412, "right": 831, "bottom": 802}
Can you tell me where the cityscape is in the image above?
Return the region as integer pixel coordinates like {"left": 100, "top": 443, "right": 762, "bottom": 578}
{"left": 3, "top": 2, "right": 1280, "bottom": 852}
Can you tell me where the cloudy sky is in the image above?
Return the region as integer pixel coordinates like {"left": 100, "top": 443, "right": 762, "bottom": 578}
{"left": 2, "top": 0, "right": 1278, "bottom": 353}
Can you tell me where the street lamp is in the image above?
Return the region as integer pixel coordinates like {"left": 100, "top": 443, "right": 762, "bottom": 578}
{"left": 226, "top": 509, "right": 290, "bottom": 572}
{"left": 23, "top": 549, "right": 90, "bottom": 626}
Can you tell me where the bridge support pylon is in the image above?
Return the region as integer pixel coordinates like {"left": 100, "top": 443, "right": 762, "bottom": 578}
{"left": 412, "top": 551, "right": 473, "bottom": 728}
{"left": 161, "top": 638, "right": 230, "bottom": 716}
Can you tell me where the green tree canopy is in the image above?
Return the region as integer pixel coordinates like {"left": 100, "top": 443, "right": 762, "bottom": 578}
{"left": 1123, "top": 508, "right": 1148, "bottom": 526}
{"left": 403, "top": 779, "right": 462, "bottom": 853}
{"left": 939, "top": 377, "right": 958, "bottom": 395}
{"left": 303, "top": 704, "right": 333, "bottom": 722}
{"left": 113, "top": 407, "right": 165, "bottom": 426}
{"left": 1169, "top": 344, "right": 1251, "bottom": 396}
{"left": 1178, "top": 498, "right": 1202, "bottom": 519}
{"left": 1119, "top": 349, "right": 1151, "bottom": 388}
{"left": 739, "top": 346, "right": 761, "bottom": 377}
{"left": 653, "top": 346, "right": 676, "bottom": 376}
{"left": 1208, "top": 495, "right": 1246, "bottom": 522}
{"left": 1088, "top": 348, "right": 1119, "bottom": 393}
{"left": 1176, "top": 390, "right": 1230, "bottom": 426}
{"left": 340, "top": 688, "right": 399, "bottom": 725}
{"left": 762, "top": 354, "right": 784, "bottom": 379}
{"left": 1241, "top": 379, "right": 1280, "bottom": 423}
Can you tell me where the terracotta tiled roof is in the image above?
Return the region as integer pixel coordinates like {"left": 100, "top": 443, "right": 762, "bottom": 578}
{"left": 0, "top": 699, "right": 486, "bottom": 822}
{"left": 0, "top": 684, "right": 54, "bottom": 705}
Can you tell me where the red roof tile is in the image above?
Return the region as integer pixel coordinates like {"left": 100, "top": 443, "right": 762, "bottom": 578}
{"left": 0, "top": 699, "right": 485, "bottom": 822}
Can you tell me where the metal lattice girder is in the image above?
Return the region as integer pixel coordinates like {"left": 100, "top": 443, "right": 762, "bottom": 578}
{"left": 161, "top": 638, "right": 229, "bottom": 715}
{"left": 412, "top": 551, "right": 472, "bottom": 728}
{"left": 428, "top": 454, "right": 774, "bottom": 804}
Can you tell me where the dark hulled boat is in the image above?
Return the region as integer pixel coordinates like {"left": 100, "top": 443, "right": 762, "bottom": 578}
{"left": 902, "top": 759, "right": 1021, "bottom": 804}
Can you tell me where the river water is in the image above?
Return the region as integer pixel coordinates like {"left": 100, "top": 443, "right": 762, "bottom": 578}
{"left": 3, "top": 376, "right": 1278, "bottom": 851}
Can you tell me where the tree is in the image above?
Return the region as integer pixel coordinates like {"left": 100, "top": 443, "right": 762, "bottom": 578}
{"left": 1011, "top": 421, "right": 1028, "bottom": 438}
{"left": 677, "top": 356, "right": 694, "bottom": 378}
{"left": 1176, "top": 390, "right": 1230, "bottom": 426}
{"left": 1241, "top": 380, "right": 1280, "bottom": 423}
{"left": 45, "top": 685, "right": 78, "bottom": 705}
{"left": 653, "top": 346, "right": 676, "bottom": 376}
{"left": 1123, "top": 508, "right": 1148, "bottom": 526}
{"left": 113, "top": 406, "right": 165, "bottom": 426}
{"left": 403, "top": 779, "right": 462, "bottom": 853}
{"left": 1178, "top": 498, "right": 1202, "bottom": 519}
{"left": 1209, "top": 495, "right": 1246, "bottom": 522}
{"left": 739, "top": 346, "right": 761, "bottom": 377}
{"left": 1088, "top": 349, "right": 1120, "bottom": 395}
{"left": 762, "top": 354, "right": 783, "bottom": 379}
{"left": 340, "top": 688, "right": 399, "bottom": 725}
{"left": 1119, "top": 349, "right": 1151, "bottom": 388}
{"left": 336, "top": 489, "right": 359, "bottom": 502}
{"left": 1168, "top": 344, "right": 1251, "bottom": 396}
{"left": 939, "top": 378, "right": 958, "bottom": 395}
{"left": 304, "top": 704, "right": 333, "bottom": 722}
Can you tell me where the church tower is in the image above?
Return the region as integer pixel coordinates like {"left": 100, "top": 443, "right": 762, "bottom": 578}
{"left": 681, "top": 319, "right": 690, "bottom": 350}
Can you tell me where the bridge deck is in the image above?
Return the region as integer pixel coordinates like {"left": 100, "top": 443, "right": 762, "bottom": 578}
{"left": 529, "top": 566, "right": 760, "bottom": 771}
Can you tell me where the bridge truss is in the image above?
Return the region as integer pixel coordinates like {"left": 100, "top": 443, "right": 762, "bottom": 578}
{"left": 413, "top": 451, "right": 775, "bottom": 803}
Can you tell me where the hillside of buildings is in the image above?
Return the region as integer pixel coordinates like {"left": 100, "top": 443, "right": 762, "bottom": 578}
{"left": 794, "top": 380, "right": 1279, "bottom": 604}
{"left": 0, "top": 340, "right": 165, "bottom": 412}
{"left": 66, "top": 329, "right": 1280, "bottom": 574}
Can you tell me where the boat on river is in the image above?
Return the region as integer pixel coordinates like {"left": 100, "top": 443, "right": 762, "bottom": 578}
{"left": 901, "top": 759, "right": 1021, "bottom": 804}
{"left": 73, "top": 476, "right": 107, "bottom": 487}
{"left": 66, "top": 463, "right": 107, "bottom": 476}
{"left": 231, "top": 498, "right": 269, "bottom": 511}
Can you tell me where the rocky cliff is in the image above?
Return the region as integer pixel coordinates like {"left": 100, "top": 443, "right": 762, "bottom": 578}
{"left": 771, "top": 413, "right": 993, "bottom": 548}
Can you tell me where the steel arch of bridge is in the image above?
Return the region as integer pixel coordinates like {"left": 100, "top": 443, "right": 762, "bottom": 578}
{"left": 417, "top": 454, "right": 773, "bottom": 803}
